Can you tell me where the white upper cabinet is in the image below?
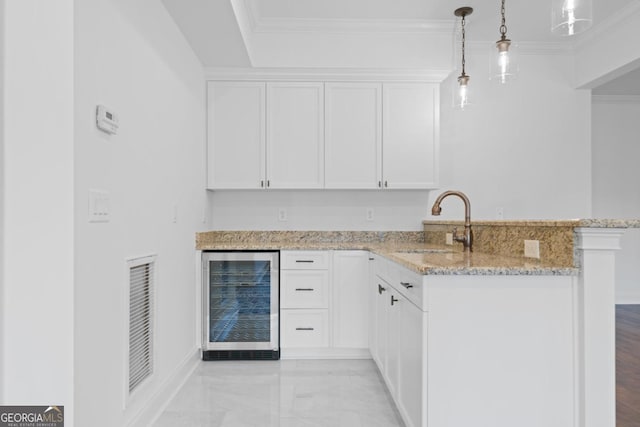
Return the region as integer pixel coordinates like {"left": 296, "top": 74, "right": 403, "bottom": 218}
{"left": 206, "top": 79, "right": 439, "bottom": 190}
{"left": 207, "top": 81, "right": 266, "bottom": 189}
{"left": 383, "top": 83, "right": 439, "bottom": 189}
{"left": 325, "top": 83, "right": 382, "bottom": 189}
{"left": 266, "top": 82, "right": 325, "bottom": 189}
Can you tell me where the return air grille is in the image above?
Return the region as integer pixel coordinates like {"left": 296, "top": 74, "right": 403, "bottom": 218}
{"left": 128, "top": 256, "right": 155, "bottom": 394}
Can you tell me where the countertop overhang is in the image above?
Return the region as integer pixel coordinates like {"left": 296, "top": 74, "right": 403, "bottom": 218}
{"left": 196, "top": 230, "right": 580, "bottom": 276}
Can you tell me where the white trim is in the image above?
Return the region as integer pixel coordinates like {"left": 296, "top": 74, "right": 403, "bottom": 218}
{"left": 616, "top": 290, "right": 640, "bottom": 305}
{"left": 253, "top": 17, "right": 453, "bottom": 35}
{"left": 466, "top": 40, "right": 572, "bottom": 56}
{"left": 126, "top": 348, "right": 200, "bottom": 427}
{"left": 592, "top": 94, "right": 640, "bottom": 104}
{"left": 204, "top": 67, "right": 450, "bottom": 82}
{"left": 280, "top": 347, "right": 371, "bottom": 360}
{"left": 573, "top": 1, "right": 640, "bottom": 52}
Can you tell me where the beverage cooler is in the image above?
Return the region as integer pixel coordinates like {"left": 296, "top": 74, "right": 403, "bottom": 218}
{"left": 202, "top": 251, "right": 279, "bottom": 360}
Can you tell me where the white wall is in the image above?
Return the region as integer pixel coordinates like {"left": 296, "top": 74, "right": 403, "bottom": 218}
{"left": 0, "top": 0, "right": 5, "bottom": 404}
{"left": 209, "top": 51, "right": 593, "bottom": 230}
{"left": 73, "top": 0, "right": 206, "bottom": 426}
{"left": 434, "top": 50, "right": 592, "bottom": 221}
{"left": 210, "top": 190, "right": 432, "bottom": 231}
{"left": 592, "top": 98, "right": 640, "bottom": 303}
{"left": 1, "top": 0, "right": 75, "bottom": 422}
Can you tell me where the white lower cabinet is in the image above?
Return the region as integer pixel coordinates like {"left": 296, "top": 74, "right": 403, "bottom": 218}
{"left": 370, "top": 255, "right": 576, "bottom": 427}
{"left": 372, "top": 255, "right": 427, "bottom": 427}
{"left": 280, "top": 250, "right": 370, "bottom": 358}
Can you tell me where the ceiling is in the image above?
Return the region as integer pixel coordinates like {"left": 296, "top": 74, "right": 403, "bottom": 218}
{"left": 162, "top": 0, "right": 640, "bottom": 93}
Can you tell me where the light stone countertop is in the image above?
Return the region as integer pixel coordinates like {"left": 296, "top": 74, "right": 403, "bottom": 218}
{"left": 196, "top": 230, "right": 578, "bottom": 276}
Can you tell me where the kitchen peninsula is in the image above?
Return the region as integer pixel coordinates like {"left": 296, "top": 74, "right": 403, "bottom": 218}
{"left": 197, "top": 220, "right": 638, "bottom": 427}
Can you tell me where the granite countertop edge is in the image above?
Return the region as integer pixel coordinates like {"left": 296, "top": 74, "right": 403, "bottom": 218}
{"left": 196, "top": 238, "right": 578, "bottom": 277}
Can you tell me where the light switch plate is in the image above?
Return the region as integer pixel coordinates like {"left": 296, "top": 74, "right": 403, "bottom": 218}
{"left": 89, "top": 189, "right": 110, "bottom": 223}
{"left": 524, "top": 240, "right": 540, "bottom": 259}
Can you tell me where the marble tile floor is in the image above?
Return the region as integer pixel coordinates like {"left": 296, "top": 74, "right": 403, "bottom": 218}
{"left": 153, "top": 359, "right": 405, "bottom": 427}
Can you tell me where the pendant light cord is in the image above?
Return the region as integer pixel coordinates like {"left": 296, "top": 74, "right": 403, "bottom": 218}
{"left": 461, "top": 13, "right": 467, "bottom": 76}
{"left": 500, "top": 0, "right": 508, "bottom": 41}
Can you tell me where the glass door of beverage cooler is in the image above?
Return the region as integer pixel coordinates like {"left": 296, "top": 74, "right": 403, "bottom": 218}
{"left": 202, "top": 251, "right": 279, "bottom": 360}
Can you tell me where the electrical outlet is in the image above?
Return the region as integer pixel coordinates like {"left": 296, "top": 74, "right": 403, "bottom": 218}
{"left": 446, "top": 233, "right": 453, "bottom": 245}
{"left": 524, "top": 240, "right": 540, "bottom": 259}
{"left": 366, "top": 208, "right": 374, "bottom": 221}
{"left": 278, "top": 208, "right": 288, "bottom": 222}
{"left": 496, "top": 207, "right": 504, "bottom": 220}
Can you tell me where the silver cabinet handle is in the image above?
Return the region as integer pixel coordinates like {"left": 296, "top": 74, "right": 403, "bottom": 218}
{"left": 378, "top": 181, "right": 382, "bottom": 188}
{"left": 378, "top": 284, "right": 386, "bottom": 294}
{"left": 267, "top": 180, "right": 270, "bottom": 187}
{"left": 295, "top": 288, "right": 314, "bottom": 291}
{"left": 260, "top": 180, "right": 264, "bottom": 188}
{"left": 400, "top": 282, "right": 413, "bottom": 289}
{"left": 384, "top": 180, "right": 388, "bottom": 188}
{"left": 295, "top": 327, "right": 314, "bottom": 331}
{"left": 295, "top": 260, "right": 314, "bottom": 263}
{"left": 391, "top": 295, "right": 399, "bottom": 306}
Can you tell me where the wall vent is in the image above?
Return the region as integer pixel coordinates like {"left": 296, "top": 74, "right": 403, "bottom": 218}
{"left": 127, "top": 255, "right": 155, "bottom": 394}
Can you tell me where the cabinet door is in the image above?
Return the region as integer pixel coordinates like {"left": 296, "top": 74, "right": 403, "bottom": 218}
{"left": 386, "top": 288, "right": 402, "bottom": 398}
{"left": 267, "top": 82, "right": 325, "bottom": 189}
{"left": 207, "top": 81, "right": 266, "bottom": 189}
{"left": 332, "top": 251, "right": 369, "bottom": 349}
{"left": 382, "top": 83, "right": 438, "bottom": 189}
{"left": 373, "top": 276, "right": 390, "bottom": 373}
{"left": 325, "top": 83, "right": 382, "bottom": 189}
{"left": 399, "top": 297, "right": 427, "bottom": 427}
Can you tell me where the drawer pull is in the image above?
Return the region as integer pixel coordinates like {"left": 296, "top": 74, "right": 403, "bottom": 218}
{"left": 295, "top": 327, "right": 315, "bottom": 331}
{"left": 400, "top": 282, "right": 414, "bottom": 289}
{"left": 391, "top": 295, "right": 399, "bottom": 306}
{"left": 295, "top": 260, "right": 315, "bottom": 263}
{"left": 378, "top": 284, "right": 386, "bottom": 294}
{"left": 295, "top": 288, "right": 314, "bottom": 291}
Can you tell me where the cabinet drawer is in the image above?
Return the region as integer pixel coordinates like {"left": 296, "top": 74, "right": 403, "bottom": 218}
{"left": 281, "top": 270, "right": 329, "bottom": 308}
{"left": 281, "top": 309, "right": 329, "bottom": 348}
{"left": 281, "top": 251, "right": 329, "bottom": 269}
{"left": 392, "top": 263, "right": 426, "bottom": 310}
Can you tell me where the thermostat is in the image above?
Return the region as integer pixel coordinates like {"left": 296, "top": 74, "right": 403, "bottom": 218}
{"left": 96, "top": 105, "right": 119, "bottom": 135}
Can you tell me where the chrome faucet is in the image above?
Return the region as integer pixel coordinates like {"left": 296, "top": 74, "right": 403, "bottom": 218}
{"left": 431, "top": 190, "right": 473, "bottom": 252}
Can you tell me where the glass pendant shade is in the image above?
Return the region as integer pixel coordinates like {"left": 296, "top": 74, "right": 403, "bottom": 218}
{"left": 551, "top": 0, "right": 592, "bottom": 36}
{"left": 452, "top": 7, "right": 473, "bottom": 110}
{"left": 454, "top": 74, "right": 471, "bottom": 110}
{"left": 491, "top": 39, "right": 519, "bottom": 83}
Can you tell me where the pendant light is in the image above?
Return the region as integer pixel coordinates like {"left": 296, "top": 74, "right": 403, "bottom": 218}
{"left": 492, "top": 0, "right": 518, "bottom": 83}
{"left": 454, "top": 7, "right": 473, "bottom": 110}
{"left": 551, "top": 0, "right": 592, "bottom": 36}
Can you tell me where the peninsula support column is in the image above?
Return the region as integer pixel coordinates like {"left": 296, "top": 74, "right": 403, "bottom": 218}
{"left": 575, "top": 227, "right": 625, "bottom": 427}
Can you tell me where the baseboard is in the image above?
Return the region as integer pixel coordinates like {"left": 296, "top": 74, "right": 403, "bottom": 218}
{"left": 280, "top": 347, "right": 371, "bottom": 360}
{"left": 126, "top": 348, "right": 200, "bottom": 427}
{"left": 616, "top": 291, "right": 640, "bottom": 305}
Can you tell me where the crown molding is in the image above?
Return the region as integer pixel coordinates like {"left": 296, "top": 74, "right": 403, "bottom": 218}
{"left": 238, "top": 0, "right": 453, "bottom": 35}
{"left": 573, "top": 1, "right": 640, "bottom": 52}
{"left": 204, "top": 67, "right": 450, "bottom": 82}
{"left": 592, "top": 94, "right": 640, "bottom": 104}
{"left": 466, "top": 40, "right": 571, "bottom": 56}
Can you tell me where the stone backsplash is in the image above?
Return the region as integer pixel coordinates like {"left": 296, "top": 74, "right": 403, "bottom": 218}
{"left": 423, "top": 220, "right": 579, "bottom": 267}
